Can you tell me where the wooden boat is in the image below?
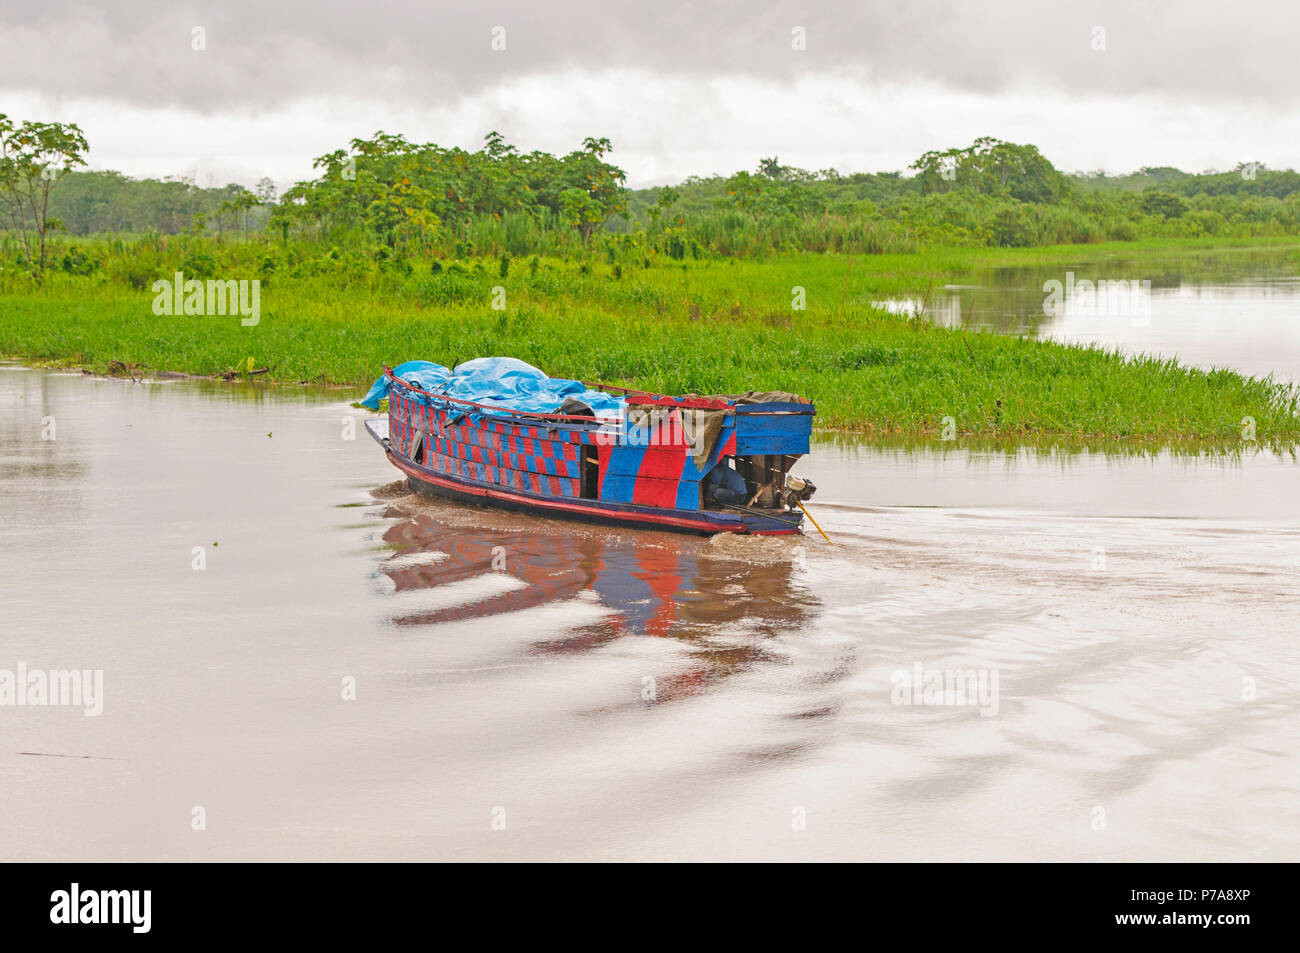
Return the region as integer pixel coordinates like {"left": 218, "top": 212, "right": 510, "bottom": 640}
{"left": 364, "top": 365, "right": 816, "bottom": 536}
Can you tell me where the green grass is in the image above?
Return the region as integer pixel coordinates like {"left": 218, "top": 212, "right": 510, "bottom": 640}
{"left": 2, "top": 241, "right": 1298, "bottom": 446}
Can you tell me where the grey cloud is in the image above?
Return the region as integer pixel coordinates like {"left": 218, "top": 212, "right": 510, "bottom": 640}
{"left": 0, "top": 1, "right": 1295, "bottom": 112}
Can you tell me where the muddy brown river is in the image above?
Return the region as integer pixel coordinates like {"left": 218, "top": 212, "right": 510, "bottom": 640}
{"left": 2, "top": 365, "right": 1297, "bottom": 860}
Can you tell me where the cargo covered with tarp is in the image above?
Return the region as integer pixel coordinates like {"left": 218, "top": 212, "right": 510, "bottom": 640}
{"left": 360, "top": 357, "right": 626, "bottom": 419}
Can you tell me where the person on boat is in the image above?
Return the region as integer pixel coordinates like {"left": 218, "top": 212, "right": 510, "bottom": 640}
{"left": 704, "top": 459, "right": 749, "bottom": 507}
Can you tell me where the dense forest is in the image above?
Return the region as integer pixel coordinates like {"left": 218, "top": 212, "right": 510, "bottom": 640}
{"left": 6, "top": 117, "right": 1300, "bottom": 283}
{"left": 55, "top": 140, "right": 1300, "bottom": 255}
{"left": 49, "top": 171, "right": 277, "bottom": 236}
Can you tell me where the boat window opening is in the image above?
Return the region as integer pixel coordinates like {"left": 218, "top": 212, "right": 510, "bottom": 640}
{"left": 581, "top": 453, "right": 600, "bottom": 499}
{"left": 409, "top": 429, "right": 424, "bottom": 463}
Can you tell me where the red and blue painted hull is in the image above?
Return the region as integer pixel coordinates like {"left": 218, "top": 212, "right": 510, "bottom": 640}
{"left": 366, "top": 418, "right": 804, "bottom": 535}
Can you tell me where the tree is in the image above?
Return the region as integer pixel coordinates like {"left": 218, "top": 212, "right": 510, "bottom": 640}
{"left": 482, "top": 131, "right": 516, "bottom": 160}
{"left": 231, "top": 187, "right": 260, "bottom": 240}
{"left": 255, "top": 176, "right": 277, "bottom": 205}
{"left": 758, "top": 156, "right": 785, "bottom": 180}
{"left": 963, "top": 138, "right": 1064, "bottom": 203}
{"left": 560, "top": 187, "right": 603, "bottom": 243}
{"left": 214, "top": 186, "right": 259, "bottom": 240}
{"left": 581, "top": 137, "right": 612, "bottom": 158}
{"left": 910, "top": 138, "right": 1065, "bottom": 203}
{"left": 366, "top": 177, "right": 440, "bottom": 250}
{"left": 649, "top": 185, "right": 681, "bottom": 230}
{"left": 0, "top": 114, "right": 89, "bottom": 277}
{"left": 1138, "top": 190, "right": 1189, "bottom": 219}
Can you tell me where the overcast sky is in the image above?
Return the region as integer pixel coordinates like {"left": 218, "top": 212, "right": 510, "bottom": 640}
{"left": 2, "top": 1, "right": 1296, "bottom": 190}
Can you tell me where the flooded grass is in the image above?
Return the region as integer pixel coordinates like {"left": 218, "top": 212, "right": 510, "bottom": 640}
{"left": 2, "top": 242, "right": 1298, "bottom": 445}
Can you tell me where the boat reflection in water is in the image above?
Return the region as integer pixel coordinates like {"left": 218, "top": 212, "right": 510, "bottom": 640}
{"left": 375, "top": 491, "right": 820, "bottom": 700}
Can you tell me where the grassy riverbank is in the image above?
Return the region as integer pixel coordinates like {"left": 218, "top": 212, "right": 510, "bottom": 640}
{"left": 2, "top": 240, "right": 1298, "bottom": 444}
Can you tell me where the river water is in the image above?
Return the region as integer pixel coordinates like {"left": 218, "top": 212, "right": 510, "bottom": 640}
{"left": 877, "top": 246, "right": 1300, "bottom": 382}
{"left": 3, "top": 362, "right": 1296, "bottom": 861}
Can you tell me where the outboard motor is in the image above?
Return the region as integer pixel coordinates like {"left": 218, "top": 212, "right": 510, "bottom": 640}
{"left": 783, "top": 475, "right": 817, "bottom": 509}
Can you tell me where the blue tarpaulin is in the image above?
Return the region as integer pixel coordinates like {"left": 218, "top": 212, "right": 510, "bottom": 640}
{"left": 360, "top": 357, "right": 625, "bottom": 419}
{"left": 358, "top": 360, "right": 450, "bottom": 409}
